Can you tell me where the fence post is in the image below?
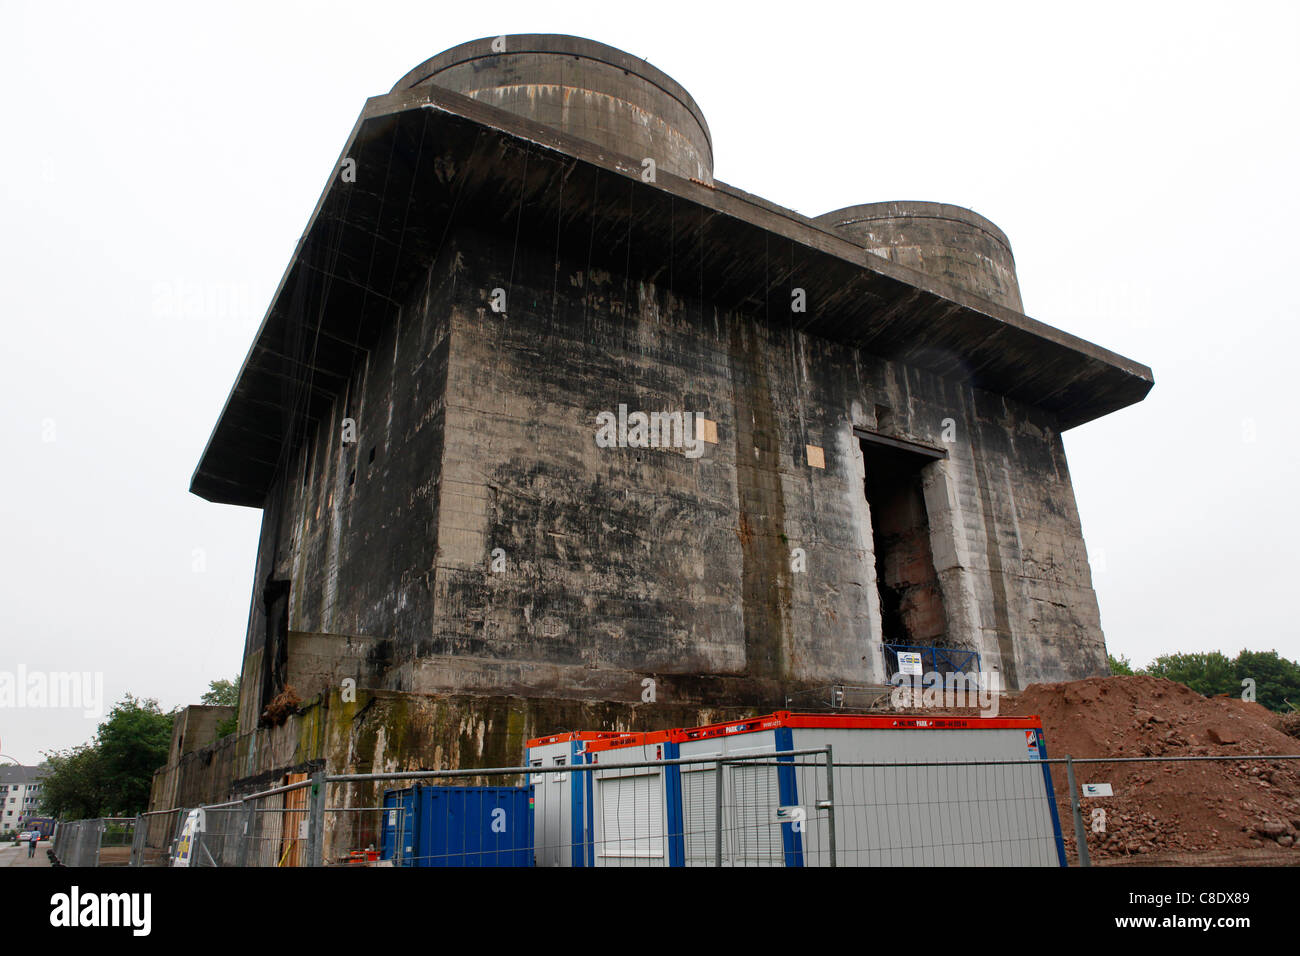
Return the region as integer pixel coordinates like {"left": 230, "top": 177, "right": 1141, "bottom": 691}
{"left": 823, "top": 745, "right": 836, "bottom": 868}
{"left": 306, "top": 770, "right": 326, "bottom": 867}
{"left": 714, "top": 760, "right": 724, "bottom": 868}
{"left": 1065, "top": 755, "right": 1091, "bottom": 867}
{"left": 192, "top": 810, "right": 209, "bottom": 867}
{"left": 129, "top": 814, "right": 143, "bottom": 866}
{"left": 236, "top": 798, "right": 254, "bottom": 867}
{"left": 393, "top": 805, "right": 403, "bottom": 868}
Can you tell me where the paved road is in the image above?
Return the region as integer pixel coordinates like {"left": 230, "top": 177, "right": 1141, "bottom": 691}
{"left": 0, "top": 840, "right": 51, "bottom": 867}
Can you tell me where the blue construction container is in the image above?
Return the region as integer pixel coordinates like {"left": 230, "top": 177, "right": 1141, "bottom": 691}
{"left": 379, "top": 785, "right": 534, "bottom": 867}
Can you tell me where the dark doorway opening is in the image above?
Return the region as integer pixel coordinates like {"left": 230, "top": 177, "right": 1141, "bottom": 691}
{"left": 261, "top": 579, "right": 291, "bottom": 723}
{"left": 860, "top": 436, "right": 948, "bottom": 655}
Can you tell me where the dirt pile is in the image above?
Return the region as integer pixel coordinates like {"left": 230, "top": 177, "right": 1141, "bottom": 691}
{"left": 1280, "top": 711, "right": 1300, "bottom": 740}
{"left": 1000, "top": 675, "right": 1300, "bottom": 861}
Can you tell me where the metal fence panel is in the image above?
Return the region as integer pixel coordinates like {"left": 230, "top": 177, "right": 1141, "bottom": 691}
{"left": 131, "top": 809, "right": 185, "bottom": 867}
{"left": 50, "top": 752, "right": 1300, "bottom": 867}
{"left": 96, "top": 817, "right": 135, "bottom": 867}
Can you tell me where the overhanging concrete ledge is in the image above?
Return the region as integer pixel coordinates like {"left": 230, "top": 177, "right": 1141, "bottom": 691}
{"left": 190, "top": 83, "right": 1153, "bottom": 507}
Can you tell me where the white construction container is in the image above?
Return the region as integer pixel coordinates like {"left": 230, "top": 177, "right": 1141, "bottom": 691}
{"left": 585, "top": 731, "right": 678, "bottom": 867}
{"left": 524, "top": 713, "right": 1065, "bottom": 867}
{"left": 524, "top": 730, "right": 633, "bottom": 867}
{"left": 673, "top": 712, "right": 1065, "bottom": 867}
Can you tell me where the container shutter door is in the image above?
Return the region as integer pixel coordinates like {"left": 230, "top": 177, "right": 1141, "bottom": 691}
{"left": 682, "top": 767, "right": 719, "bottom": 864}
{"left": 598, "top": 773, "right": 663, "bottom": 859}
{"left": 729, "top": 764, "right": 783, "bottom": 866}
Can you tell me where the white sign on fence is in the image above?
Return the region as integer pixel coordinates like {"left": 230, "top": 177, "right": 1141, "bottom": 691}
{"left": 775, "top": 806, "right": 806, "bottom": 832}
{"left": 897, "top": 652, "right": 923, "bottom": 676}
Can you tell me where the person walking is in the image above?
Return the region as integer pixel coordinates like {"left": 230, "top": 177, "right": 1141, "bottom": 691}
{"left": 27, "top": 832, "right": 38, "bottom": 858}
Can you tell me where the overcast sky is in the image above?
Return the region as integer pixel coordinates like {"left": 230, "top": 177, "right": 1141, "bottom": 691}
{"left": 2, "top": 1, "right": 1296, "bottom": 765}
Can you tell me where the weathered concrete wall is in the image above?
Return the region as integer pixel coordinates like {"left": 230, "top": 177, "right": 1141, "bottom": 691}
{"left": 411, "top": 228, "right": 880, "bottom": 703}
{"left": 236, "top": 250, "right": 455, "bottom": 731}
{"left": 284, "top": 257, "right": 454, "bottom": 644}
{"left": 946, "top": 394, "right": 1106, "bottom": 688}
{"left": 399, "top": 225, "right": 1105, "bottom": 699}
{"left": 166, "top": 705, "right": 234, "bottom": 763}
{"left": 285, "top": 631, "right": 390, "bottom": 702}
{"left": 152, "top": 705, "right": 235, "bottom": 810}
{"left": 151, "top": 688, "right": 751, "bottom": 809}
{"left": 150, "top": 730, "right": 240, "bottom": 812}
{"left": 233, "top": 205, "right": 1105, "bottom": 739}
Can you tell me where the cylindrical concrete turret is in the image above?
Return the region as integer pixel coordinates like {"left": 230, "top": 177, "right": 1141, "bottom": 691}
{"left": 814, "top": 201, "right": 1023, "bottom": 312}
{"left": 393, "top": 34, "right": 713, "bottom": 183}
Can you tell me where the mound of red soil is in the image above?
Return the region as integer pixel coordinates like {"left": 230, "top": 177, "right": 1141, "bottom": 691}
{"left": 1001, "top": 675, "right": 1300, "bottom": 861}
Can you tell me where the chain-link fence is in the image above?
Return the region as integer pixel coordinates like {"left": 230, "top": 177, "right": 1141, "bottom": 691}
{"left": 52, "top": 819, "right": 96, "bottom": 867}
{"left": 704, "top": 753, "right": 831, "bottom": 867}
{"left": 244, "top": 783, "right": 312, "bottom": 867}
{"left": 825, "top": 757, "right": 1064, "bottom": 866}
{"left": 130, "top": 808, "right": 186, "bottom": 867}
{"left": 135, "top": 782, "right": 314, "bottom": 867}
{"left": 50, "top": 752, "right": 1300, "bottom": 867}
{"left": 1043, "top": 754, "right": 1300, "bottom": 867}
{"left": 51, "top": 817, "right": 136, "bottom": 867}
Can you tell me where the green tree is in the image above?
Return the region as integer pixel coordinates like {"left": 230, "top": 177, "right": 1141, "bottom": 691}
{"left": 201, "top": 677, "right": 240, "bottom": 707}
{"left": 95, "top": 695, "right": 173, "bottom": 814}
{"left": 1108, "top": 653, "right": 1135, "bottom": 676}
{"left": 38, "top": 745, "right": 110, "bottom": 820}
{"left": 202, "top": 676, "right": 241, "bottom": 738}
{"left": 38, "top": 694, "right": 173, "bottom": 819}
{"left": 1146, "top": 651, "right": 1237, "bottom": 698}
{"left": 1140, "top": 649, "right": 1300, "bottom": 713}
{"left": 1233, "top": 649, "right": 1300, "bottom": 712}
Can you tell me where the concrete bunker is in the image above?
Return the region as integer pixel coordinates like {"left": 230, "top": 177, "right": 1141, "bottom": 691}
{"left": 170, "top": 33, "right": 1154, "bottom": 811}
